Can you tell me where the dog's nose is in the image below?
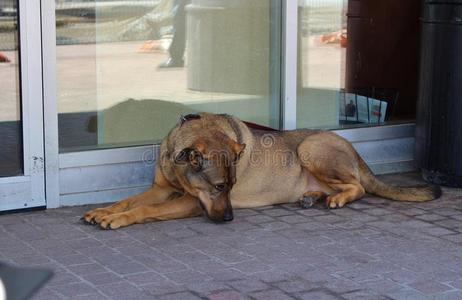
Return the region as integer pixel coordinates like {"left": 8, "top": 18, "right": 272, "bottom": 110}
{"left": 223, "top": 211, "right": 234, "bottom": 222}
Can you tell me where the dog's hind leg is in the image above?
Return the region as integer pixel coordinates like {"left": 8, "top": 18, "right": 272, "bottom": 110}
{"left": 325, "top": 182, "right": 365, "bottom": 208}
{"left": 297, "top": 131, "right": 366, "bottom": 209}
{"left": 99, "top": 194, "right": 203, "bottom": 230}
{"left": 83, "top": 168, "right": 179, "bottom": 225}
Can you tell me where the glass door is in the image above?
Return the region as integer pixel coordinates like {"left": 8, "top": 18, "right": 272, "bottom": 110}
{"left": 0, "top": 0, "right": 45, "bottom": 211}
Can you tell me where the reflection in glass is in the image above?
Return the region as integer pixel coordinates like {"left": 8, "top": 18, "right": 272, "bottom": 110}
{"left": 297, "top": 0, "right": 348, "bottom": 129}
{"left": 297, "top": 0, "right": 421, "bottom": 129}
{"left": 56, "top": 0, "right": 282, "bottom": 152}
{"left": 0, "top": 0, "right": 23, "bottom": 177}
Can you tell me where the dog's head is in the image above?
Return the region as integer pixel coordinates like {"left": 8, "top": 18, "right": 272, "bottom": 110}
{"left": 173, "top": 133, "right": 245, "bottom": 223}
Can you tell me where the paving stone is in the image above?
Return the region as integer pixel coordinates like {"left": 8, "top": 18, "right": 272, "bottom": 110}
{"left": 81, "top": 272, "right": 123, "bottom": 286}
{"left": 274, "top": 279, "right": 316, "bottom": 293}
{"left": 416, "top": 214, "right": 448, "bottom": 222}
{"left": 31, "top": 287, "right": 66, "bottom": 300}
{"left": 421, "top": 226, "right": 456, "bottom": 236}
{"left": 262, "top": 208, "right": 294, "bottom": 217}
{"left": 158, "top": 292, "right": 202, "bottom": 300}
{"left": 107, "top": 262, "right": 149, "bottom": 275}
{"left": 97, "top": 282, "right": 144, "bottom": 300}
{"left": 337, "top": 269, "right": 381, "bottom": 283}
{"left": 296, "top": 209, "right": 329, "bottom": 217}
{"left": 341, "top": 290, "right": 386, "bottom": 300}
{"left": 382, "top": 268, "right": 428, "bottom": 284}
{"left": 212, "top": 250, "right": 254, "bottom": 264}
{"left": 435, "top": 290, "right": 462, "bottom": 300}
{"left": 50, "top": 282, "right": 97, "bottom": 297}
{"left": 434, "top": 219, "right": 462, "bottom": 229}
{"left": 386, "top": 289, "right": 430, "bottom": 300}
{"left": 249, "top": 269, "right": 293, "bottom": 283}
{"left": 434, "top": 209, "right": 462, "bottom": 217}
{"left": 251, "top": 289, "right": 295, "bottom": 300}
{"left": 232, "top": 259, "right": 272, "bottom": 274}
{"left": 185, "top": 281, "right": 229, "bottom": 295}
{"left": 408, "top": 280, "right": 453, "bottom": 294}
{"left": 365, "top": 208, "right": 394, "bottom": 216}
{"left": 164, "top": 269, "right": 212, "bottom": 285}
{"left": 363, "top": 278, "right": 405, "bottom": 294}
{"left": 11, "top": 254, "right": 51, "bottom": 266}
{"left": 47, "top": 272, "right": 82, "bottom": 287}
{"left": 205, "top": 268, "right": 247, "bottom": 281}
{"left": 132, "top": 255, "right": 187, "bottom": 273}
{"left": 140, "top": 282, "right": 186, "bottom": 296}
{"left": 443, "top": 234, "right": 462, "bottom": 243}
{"left": 124, "top": 271, "right": 170, "bottom": 286}
{"left": 91, "top": 253, "right": 133, "bottom": 266}
{"left": 298, "top": 290, "right": 343, "bottom": 300}
{"left": 448, "top": 278, "right": 462, "bottom": 289}
{"left": 67, "top": 262, "right": 108, "bottom": 275}
{"left": 297, "top": 269, "right": 336, "bottom": 283}
{"left": 259, "top": 221, "right": 292, "bottom": 230}
{"left": 65, "top": 238, "right": 103, "bottom": 249}
{"left": 322, "top": 278, "right": 360, "bottom": 294}
{"left": 245, "top": 215, "right": 275, "bottom": 224}
{"left": 53, "top": 254, "right": 92, "bottom": 266}
{"left": 227, "top": 278, "right": 269, "bottom": 293}
{"left": 277, "top": 215, "right": 311, "bottom": 224}
{"left": 174, "top": 250, "right": 210, "bottom": 263}
{"left": 207, "top": 290, "right": 247, "bottom": 300}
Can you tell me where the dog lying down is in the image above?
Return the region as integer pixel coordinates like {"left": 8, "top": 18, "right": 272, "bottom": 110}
{"left": 83, "top": 113, "right": 442, "bottom": 229}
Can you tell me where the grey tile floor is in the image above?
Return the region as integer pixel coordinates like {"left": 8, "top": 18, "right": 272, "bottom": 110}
{"left": 1, "top": 173, "right": 462, "bottom": 299}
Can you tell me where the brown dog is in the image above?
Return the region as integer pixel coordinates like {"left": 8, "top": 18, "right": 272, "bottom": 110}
{"left": 83, "top": 113, "right": 442, "bottom": 229}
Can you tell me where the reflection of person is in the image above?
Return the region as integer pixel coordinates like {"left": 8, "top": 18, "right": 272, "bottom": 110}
{"left": 159, "top": 0, "right": 190, "bottom": 68}
{"left": 346, "top": 100, "right": 356, "bottom": 117}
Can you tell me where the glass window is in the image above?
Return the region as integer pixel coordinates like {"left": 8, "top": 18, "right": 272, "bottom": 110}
{"left": 56, "top": 0, "right": 282, "bottom": 152}
{"left": 297, "top": 0, "right": 420, "bottom": 129}
{"left": 0, "top": 0, "right": 23, "bottom": 177}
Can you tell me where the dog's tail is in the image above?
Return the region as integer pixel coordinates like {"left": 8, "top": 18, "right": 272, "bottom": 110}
{"left": 358, "top": 158, "right": 442, "bottom": 202}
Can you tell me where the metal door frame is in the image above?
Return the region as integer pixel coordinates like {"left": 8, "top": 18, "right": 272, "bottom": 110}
{"left": 0, "top": 0, "right": 46, "bottom": 211}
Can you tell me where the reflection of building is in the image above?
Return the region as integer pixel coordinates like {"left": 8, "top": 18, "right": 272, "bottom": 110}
{"left": 0, "top": 0, "right": 16, "bottom": 11}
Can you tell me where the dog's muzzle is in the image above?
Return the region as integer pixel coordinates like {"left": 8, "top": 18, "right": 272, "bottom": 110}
{"left": 223, "top": 209, "right": 234, "bottom": 222}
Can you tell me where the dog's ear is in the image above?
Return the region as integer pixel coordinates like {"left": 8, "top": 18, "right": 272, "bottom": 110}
{"left": 174, "top": 147, "right": 203, "bottom": 172}
{"left": 229, "top": 141, "right": 246, "bottom": 161}
{"left": 174, "top": 148, "right": 193, "bottom": 164}
{"left": 188, "top": 149, "right": 203, "bottom": 172}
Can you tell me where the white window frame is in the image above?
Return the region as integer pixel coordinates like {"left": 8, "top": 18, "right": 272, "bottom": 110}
{"left": 39, "top": 0, "right": 417, "bottom": 208}
{"left": 0, "top": 0, "right": 46, "bottom": 211}
{"left": 282, "top": 0, "right": 298, "bottom": 130}
{"left": 41, "top": 0, "right": 60, "bottom": 208}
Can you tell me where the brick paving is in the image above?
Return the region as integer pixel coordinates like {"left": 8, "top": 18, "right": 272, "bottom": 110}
{"left": 1, "top": 173, "right": 462, "bottom": 299}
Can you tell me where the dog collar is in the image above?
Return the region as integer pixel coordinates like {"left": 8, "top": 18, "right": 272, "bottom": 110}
{"left": 179, "top": 114, "right": 201, "bottom": 127}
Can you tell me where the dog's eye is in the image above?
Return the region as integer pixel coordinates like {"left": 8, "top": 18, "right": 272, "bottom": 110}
{"left": 214, "top": 184, "right": 226, "bottom": 192}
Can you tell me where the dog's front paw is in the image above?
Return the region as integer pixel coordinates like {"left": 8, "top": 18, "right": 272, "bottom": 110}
{"left": 82, "top": 208, "right": 113, "bottom": 225}
{"left": 99, "top": 213, "right": 132, "bottom": 230}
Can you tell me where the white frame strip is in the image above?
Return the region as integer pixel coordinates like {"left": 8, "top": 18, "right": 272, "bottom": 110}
{"left": 41, "top": 0, "right": 60, "bottom": 208}
{"left": 282, "top": 0, "right": 298, "bottom": 130}
{"left": 19, "top": 0, "right": 45, "bottom": 204}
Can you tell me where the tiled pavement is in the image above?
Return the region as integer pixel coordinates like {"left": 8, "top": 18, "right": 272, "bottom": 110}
{"left": 2, "top": 173, "right": 462, "bottom": 300}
